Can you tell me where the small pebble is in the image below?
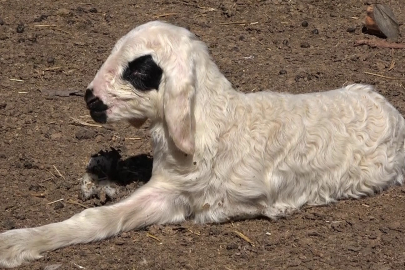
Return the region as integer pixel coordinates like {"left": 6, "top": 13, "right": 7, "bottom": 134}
{"left": 50, "top": 132, "right": 62, "bottom": 140}
{"left": 115, "top": 240, "right": 125, "bottom": 246}
{"left": 209, "top": 227, "right": 221, "bottom": 236}
{"left": 388, "top": 221, "right": 401, "bottom": 230}
{"left": 56, "top": 8, "right": 71, "bottom": 17}
{"left": 47, "top": 57, "right": 55, "bottom": 64}
{"left": 347, "top": 27, "right": 356, "bottom": 33}
{"left": 75, "top": 128, "right": 97, "bottom": 140}
{"left": 3, "top": 219, "right": 16, "bottom": 230}
{"left": 379, "top": 227, "right": 389, "bottom": 234}
{"left": 287, "top": 258, "right": 302, "bottom": 267}
{"left": 53, "top": 201, "right": 64, "bottom": 210}
{"left": 300, "top": 42, "right": 310, "bottom": 48}
{"left": 347, "top": 245, "right": 361, "bottom": 252}
{"left": 307, "top": 230, "right": 320, "bottom": 237}
{"left": 89, "top": 7, "right": 98, "bottom": 13}
{"left": 301, "top": 21, "right": 309, "bottom": 27}
{"left": 95, "top": 134, "right": 104, "bottom": 143}
{"left": 104, "top": 13, "right": 113, "bottom": 22}
{"left": 226, "top": 243, "right": 238, "bottom": 250}
{"left": 312, "top": 29, "right": 319, "bottom": 34}
{"left": 24, "top": 161, "right": 34, "bottom": 169}
{"left": 33, "top": 14, "right": 48, "bottom": 22}
{"left": 16, "top": 23, "right": 25, "bottom": 33}
{"left": 27, "top": 33, "right": 37, "bottom": 42}
{"left": 282, "top": 39, "right": 289, "bottom": 46}
{"left": 376, "top": 62, "right": 385, "bottom": 70}
{"left": 29, "top": 184, "right": 43, "bottom": 192}
{"left": 76, "top": 7, "right": 86, "bottom": 13}
{"left": 44, "top": 264, "right": 62, "bottom": 270}
{"left": 279, "top": 70, "right": 287, "bottom": 75}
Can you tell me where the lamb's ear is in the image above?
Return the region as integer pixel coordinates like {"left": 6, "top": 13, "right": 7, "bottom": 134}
{"left": 163, "top": 57, "right": 195, "bottom": 155}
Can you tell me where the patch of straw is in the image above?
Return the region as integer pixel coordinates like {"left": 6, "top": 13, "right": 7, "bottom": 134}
{"left": 234, "top": 230, "right": 255, "bottom": 246}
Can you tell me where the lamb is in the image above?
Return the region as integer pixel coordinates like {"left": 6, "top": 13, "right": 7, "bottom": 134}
{"left": 1, "top": 20, "right": 404, "bottom": 268}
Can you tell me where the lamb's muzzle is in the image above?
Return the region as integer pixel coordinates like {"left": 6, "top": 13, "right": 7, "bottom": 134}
{"left": 85, "top": 88, "right": 108, "bottom": 123}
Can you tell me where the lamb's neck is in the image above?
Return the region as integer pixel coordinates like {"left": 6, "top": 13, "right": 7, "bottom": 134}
{"left": 193, "top": 62, "right": 245, "bottom": 156}
{"left": 195, "top": 59, "right": 242, "bottom": 116}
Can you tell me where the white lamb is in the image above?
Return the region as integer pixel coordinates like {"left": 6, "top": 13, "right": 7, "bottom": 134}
{"left": 1, "top": 21, "right": 404, "bottom": 268}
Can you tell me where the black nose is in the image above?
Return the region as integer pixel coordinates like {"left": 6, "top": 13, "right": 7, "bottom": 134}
{"left": 85, "top": 88, "right": 108, "bottom": 124}
{"left": 85, "top": 89, "right": 108, "bottom": 112}
{"left": 85, "top": 88, "right": 95, "bottom": 105}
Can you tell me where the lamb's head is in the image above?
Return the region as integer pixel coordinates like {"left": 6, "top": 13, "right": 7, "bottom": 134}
{"left": 85, "top": 21, "right": 207, "bottom": 154}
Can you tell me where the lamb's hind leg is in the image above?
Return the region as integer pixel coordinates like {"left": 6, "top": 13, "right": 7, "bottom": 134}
{"left": 0, "top": 183, "right": 188, "bottom": 268}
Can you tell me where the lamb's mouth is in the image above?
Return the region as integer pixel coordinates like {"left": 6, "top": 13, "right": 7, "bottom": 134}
{"left": 89, "top": 110, "right": 107, "bottom": 124}
{"left": 85, "top": 89, "right": 108, "bottom": 123}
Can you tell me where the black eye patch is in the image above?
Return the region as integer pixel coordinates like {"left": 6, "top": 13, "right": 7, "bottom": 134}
{"left": 122, "top": 54, "right": 163, "bottom": 91}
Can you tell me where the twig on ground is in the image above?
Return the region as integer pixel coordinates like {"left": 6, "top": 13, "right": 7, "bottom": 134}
{"left": 188, "top": 229, "right": 201, "bottom": 236}
{"left": 53, "top": 165, "right": 65, "bottom": 180}
{"left": 47, "top": 198, "right": 64, "bottom": 205}
{"left": 34, "top": 24, "right": 58, "bottom": 27}
{"left": 388, "top": 59, "right": 395, "bottom": 71}
{"left": 31, "top": 193, "right": 46, "bottom": 198}
{"left": 44, "top": 263, "right": 62, "bottom": 270}
{"left": 176, "top": 1, "right": 216, "bottom": 11}
{"left": 43, "top": 67, "right": 62, "bottom": 71}
{"left": 66, "top": 199, "right": 88, "bottom": 209}
{"left": 72, "top": 262, "right": 85, "bottom": 269}
{"left": 219, "top": 21, "right": 258, "bottom": 25}
{"left": 233, "top": 230, "right": 255, "bottom": 246}
{"left": 70, "top": 117, "right": 103, "bottom": 128}
{"left": 46, "top": 170, "right": 57, "bottom": 179}
{"left": 154, "top": 13, "right": 177, "bottom": 18}
{"left": 364, "top": 71, "right": 401, "bottom": 80}
{"left": 146, "top": 233, "right": 162, "bottom": 243}
{"left": 41, "top": 177, "right": 54, "bottom": 183}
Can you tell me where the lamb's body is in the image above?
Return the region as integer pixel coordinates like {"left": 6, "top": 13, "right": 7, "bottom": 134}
{"left": 153, "top": 83, "right": 405, "bottom": 223}
{"left": 1, "top": 21, "right": 405, "bottom": 268}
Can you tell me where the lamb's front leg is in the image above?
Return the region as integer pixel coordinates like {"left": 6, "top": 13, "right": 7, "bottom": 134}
{"left": 0, "top": 182, "right": 188, "bottom": 268}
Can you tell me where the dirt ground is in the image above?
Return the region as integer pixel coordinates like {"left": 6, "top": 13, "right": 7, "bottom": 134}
{"left": 1, "top": 0, "right": 405, "bottom": 269}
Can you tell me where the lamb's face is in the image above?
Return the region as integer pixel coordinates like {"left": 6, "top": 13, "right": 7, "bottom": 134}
{"left": 85, "top": 22, "right": 169, "bottom": 126}
{"left": 85, "top": 21, "right": 200, "bottom": 154}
